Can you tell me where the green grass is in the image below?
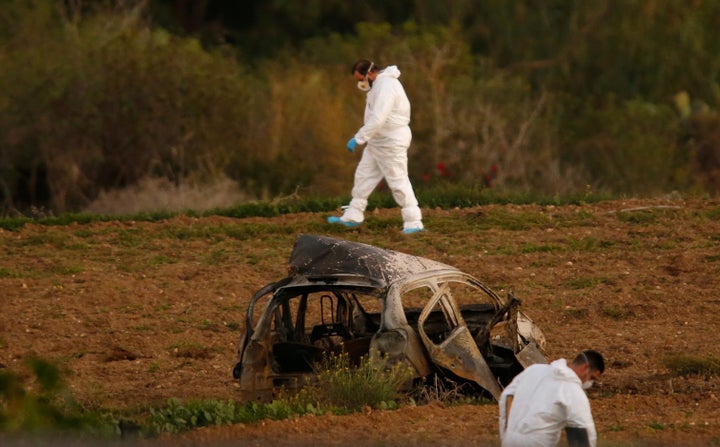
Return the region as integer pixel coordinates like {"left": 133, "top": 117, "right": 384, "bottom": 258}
{"left": 0, "top": 188, "right": 614, "bottom": 231}
{"left": 566, "top": 236, "right": 615, "bottom": 251}
{"left": 0, "top": 267, "right": 21, "bottom": 278}
{"left": 600, "top": 305, "right": 633, "bottom": 320}
{"left": 0, "top": 358, "right": 117, "bottom": 436}
{"left": 664, "top": 353, "right": 720, "bottom": 378}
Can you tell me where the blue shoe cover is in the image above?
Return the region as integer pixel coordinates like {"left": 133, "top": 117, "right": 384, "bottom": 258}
{"left": 402, "top": 227, "right": 424, "bottom": 235}
{"left": 327, "top": 216, "right": 361, "bottom": 227}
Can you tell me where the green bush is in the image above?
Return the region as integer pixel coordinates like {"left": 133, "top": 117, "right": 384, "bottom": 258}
{"left": 2, "top": 1, "right": 718, "bottom": 217}
{"left": 302, "top": 351, "right": 414, "bottom": 413}
{"left": 0, "top": 358, "right": 115, "bottom": 436}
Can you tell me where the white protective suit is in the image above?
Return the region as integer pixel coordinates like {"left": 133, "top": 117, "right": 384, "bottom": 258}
{"left": 499, "top": 359, "right": 597, "bottom": 447}
{"left": 341, "top": 65, "right": 423, "bottom": 231}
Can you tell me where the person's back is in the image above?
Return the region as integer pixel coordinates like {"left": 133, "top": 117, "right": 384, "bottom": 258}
{"left": 357, "top": 65, "right": 410, "bottom": 148}
{"left": 500, "top": 356, "right": 600, "bottom": 447}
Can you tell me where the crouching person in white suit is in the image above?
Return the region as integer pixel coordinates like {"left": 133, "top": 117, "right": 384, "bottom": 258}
{"left": 499, "top": 350, "right": 605, "bottom": 447}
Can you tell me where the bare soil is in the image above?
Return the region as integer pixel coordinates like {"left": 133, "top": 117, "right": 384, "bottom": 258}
{"left": 1, "top": 198, "right": 719, "bottom": 446}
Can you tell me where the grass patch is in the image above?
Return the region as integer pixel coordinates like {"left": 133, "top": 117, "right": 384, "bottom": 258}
{"left": 52, "top": 264, "right": 84, "bottom": 275}
{"left": 148, "top": 255, "right": 176, "bottom": 267}
{"left": 563, "top": 307, "right": 589, "bottom": 318}
{"left": 145, "top": 398, "right": 309, "bottom": 435}
{"left": 519, "top": 242, "right": 562, "bottom": 253}
{"left": 144, "top": 351, "right": 416, "bottom": 435}
{"left": 170, "top": 342, "right": 213, "bottom": 359}
{"left": 224, "top": 321, "right": 241, "bottom": 331}
{"left": 0, "top": 188, "right": 613, "bottom": 231}
{"left": 565, "top": 277, "right": 606, "bottom": 289}
{"left": 616, "top": 207, "right": 681, "bottom": 225}
{"left": 0, "top": 266, "right": 22, "bottom": 278}
{"left": 701, "top": 206, "right": 720, "bottom": 220}
{"left": 600, "top": 305, "right": 633, "bottom": 320}
{"left": 468, "top": 209, "right": 554, "bottom": 231}
{"left": 566, "top": 236, "right": 615, "bottom": 251}
{"left": 664, "top": 353, "right": 720, "bottom": 378}
{"left": 0, "top": 358, "right": 116, "bottom": 436}
{"left": 203, "top": 248, "right": 228, "bottom": 265}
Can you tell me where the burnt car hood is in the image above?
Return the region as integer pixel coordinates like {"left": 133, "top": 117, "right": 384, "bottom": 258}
{"left": 288, "top": 234, "right": 457, "bottom": 285}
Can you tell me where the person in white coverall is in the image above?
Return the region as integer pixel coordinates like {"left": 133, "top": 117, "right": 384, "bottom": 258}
{"left": 327, "top": 59, "right": 424, "bottom": 234}
{"left": 499, "top": 350, "right": 605, "bottom": 447}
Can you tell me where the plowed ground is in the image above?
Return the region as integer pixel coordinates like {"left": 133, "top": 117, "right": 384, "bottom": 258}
{"left": 1, "top": 198, "right": 719, "bottom": 446}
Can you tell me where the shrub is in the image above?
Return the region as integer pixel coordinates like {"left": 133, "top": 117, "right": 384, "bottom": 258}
{"left": 301, "top": 351, "right": 415, "bottom": 412}
{"left": 0, "top": 358, "right": 115, "bottom": 435}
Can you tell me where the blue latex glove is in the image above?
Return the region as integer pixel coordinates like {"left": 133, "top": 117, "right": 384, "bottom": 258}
{"left": 347, "top": 137, "right": 358, "bottom": 153}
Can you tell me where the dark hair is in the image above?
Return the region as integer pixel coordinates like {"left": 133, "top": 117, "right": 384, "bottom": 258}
{"left": 351, "top": 59, "right": 377, "bottom": 75}
{"left": 574, "top": 349, "right": 605, "bottom": 373}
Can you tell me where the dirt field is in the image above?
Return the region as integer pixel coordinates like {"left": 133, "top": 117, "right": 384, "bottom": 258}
{"left": 1, "top": 198, "right": 719, "bottom": 446}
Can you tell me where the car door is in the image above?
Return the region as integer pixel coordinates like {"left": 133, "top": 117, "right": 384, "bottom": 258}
{"left": 415, "top": 281, "right": 503, "bottom": 399}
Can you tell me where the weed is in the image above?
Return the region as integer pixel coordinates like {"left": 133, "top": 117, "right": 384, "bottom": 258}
{"left": 291, "top": 351, "right": 414, "bottom": 413}
{"left": 146, "top": 398, "right": 239, "bottom": 434}
{"left": 143, "top": 354, "right": 411, "bottom": 436}
{"left": 412, "top": 375, "right": 490, "bottom": 406}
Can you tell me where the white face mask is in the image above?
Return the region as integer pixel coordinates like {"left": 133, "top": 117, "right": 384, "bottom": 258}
{"left": 357, "top": 78, "right": 371, "bottom": 92}
{"left": 581, "top": 380, "right": 594, "bottom": 390}
{"left": 356, "top": 62, "right": 375, "bottom": 92}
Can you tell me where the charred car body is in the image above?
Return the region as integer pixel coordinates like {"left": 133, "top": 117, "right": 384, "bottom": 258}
{"left": 233, "top": 234, "right": 547, "bottom": 401}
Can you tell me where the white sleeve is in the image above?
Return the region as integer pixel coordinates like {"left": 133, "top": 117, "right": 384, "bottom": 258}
{"left": 566, "top": 390, "right": 597, "bottom": 447}
{"left": 354, "top": 81, "right": 396, "bottom": 144}
{"left": 498, "top": 376, "right": 521, "bottom": 439}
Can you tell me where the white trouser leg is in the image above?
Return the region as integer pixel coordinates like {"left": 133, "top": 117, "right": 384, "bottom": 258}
{"left": 376, "top": 146, "right": 423, "bottom": 230}
{"left": 342, "top": 149, "right": 383, "bottom": 223}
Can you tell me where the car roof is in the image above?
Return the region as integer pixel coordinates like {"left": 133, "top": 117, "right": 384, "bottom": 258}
{"left": 287, "top": 234, "right": 459, "bottom": 287}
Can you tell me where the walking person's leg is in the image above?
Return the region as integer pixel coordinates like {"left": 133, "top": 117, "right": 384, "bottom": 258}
{"left": 328, "top": 147, "right": 383, "bottom": 226}
{"left": 379, "top": 149, "right": 423, "bottom": 233}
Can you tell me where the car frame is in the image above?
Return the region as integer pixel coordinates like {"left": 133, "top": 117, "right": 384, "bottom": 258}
{"left": 233, "top": 234, "right": 547, "bottom": 401}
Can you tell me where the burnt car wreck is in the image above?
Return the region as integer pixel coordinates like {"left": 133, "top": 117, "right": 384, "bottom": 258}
{"left": 233, "top": 234, "right": 547, "bottom": 401}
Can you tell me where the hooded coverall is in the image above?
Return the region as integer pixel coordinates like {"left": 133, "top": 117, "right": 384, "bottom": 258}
{"left": 341, "top": 65, "right": 423, "bottom": 231}
{"left": 499, "top": 359, "right": 598, "bottom": 447}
